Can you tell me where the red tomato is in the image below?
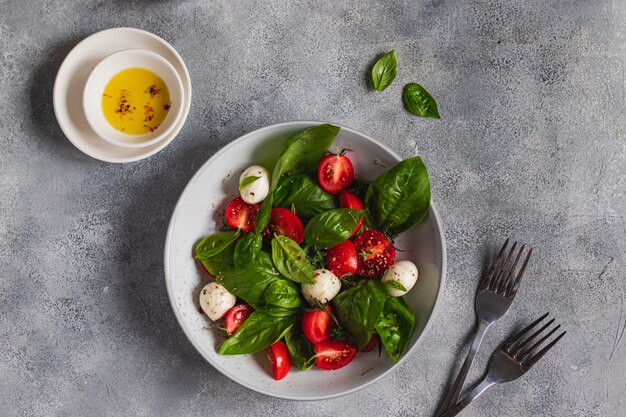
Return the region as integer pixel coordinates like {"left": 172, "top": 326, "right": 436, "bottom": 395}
{"left": 267, "top": 341, "right": 291, "bottom": 380}
{"left": 315, "top": 340, "right": 357, "bottom": 370}
{"left": 339, "top": 191, "right": 364, "bottom": 235}
{"left": 361, "top": 333, "right": 379, "bottom": 352}
{"left": 317, "top": 153, "right": 354, "bottom": 194}
{"left": 302, "top": 306, "right": 334, "bottom": 344}
{"left": 224, "top": 304, "right": 254, "bottom": 335}
{"left": 225, "top": 197, "right": 259, "bottom": 233}
{"left": 263, "top": 208, "right": 304, "bottom": 244}
{"left": 353, "top": 230, "right": 396, "bottom": 278}
{"left": 326, "top": 240, "right": 358, "bottom": 277}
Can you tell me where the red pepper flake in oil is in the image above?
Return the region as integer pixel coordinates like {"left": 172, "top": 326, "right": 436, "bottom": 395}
{"left": 115, "top": 89, "right": 133, "bottom": 116}
{"left": 144, "top": 104, "right": 154, "bottom": 122}
{"left": 164, "top": 102, "right": 171, "bottom": 111}
{"left": 145, "top": 84, "right": 161, "bottom": 97}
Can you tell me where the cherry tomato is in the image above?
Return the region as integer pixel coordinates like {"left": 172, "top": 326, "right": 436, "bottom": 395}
{"left": 224, "top": 304, "right": 254, "bottom": 335}
{"left": 263, "top": 208, "right": 304, "bottom": 244}
{"left": 317, "top": 153, "right": 354, "bottom": 194}
{"left": 361, "top": 333, "right": 379, "bottom": 352}
{"left": 353, "top": 230, "right": 396, "bottom": 278}
{"left": 326, "top": 240, "right": 358, "bottom": 277}
{"left": 339, "top": 191, "right": 364, "bottom": 235}
{"left": 267, "top": 341, "right": 291, "bottom": 380}
{"left": 302, "top": 306, "right": 334, "bottom": 344}
{"left": 314, "top": 340, "right": 357, "bottom": 370}
{"left": 225, "top": 197, "right": 259, "bottom": 233}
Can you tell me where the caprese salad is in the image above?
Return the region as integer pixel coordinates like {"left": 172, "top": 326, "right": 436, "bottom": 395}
{"left": 195, "top": 124, "right": 431, "bottom": 380}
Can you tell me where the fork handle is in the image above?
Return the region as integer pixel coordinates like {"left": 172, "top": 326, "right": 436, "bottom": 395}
{"left": 435, "top": 318, "right": 490, "bottom": 416}
{"left": 439, "top": 378, "right": 496, "bottom": 417}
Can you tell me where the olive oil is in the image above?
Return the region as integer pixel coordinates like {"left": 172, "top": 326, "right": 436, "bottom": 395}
{"left": 101, "top": 68, "right": 170, "bottom": 135}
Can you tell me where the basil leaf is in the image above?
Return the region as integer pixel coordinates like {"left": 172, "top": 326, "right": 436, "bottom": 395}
{"left": 375, "top": 297, "right": 415, "bottom": 362}
{"left": 284, "top": 326, "right": 315, "bottom": 371}
{"left": 234, "top": 233, "right": 263, "bottom": 267}
{"left": 273, "top": 174, "right": 337, "bottom": 219}
{"left": 371, "top": 50, "right": 397, "bottom": 92}
{"left": 239, "top": 175, "right": 260, "bottom": 190}
{"left": 218, "top": 312, "right": 296, "bottom": 355}
{"left": 255, "top": 124, "right": 339, "bottom": 233}
{"left": 365, "top": 156, "right": 431, "bottom": 237}
{"left": 332, "top": 279, "right": 388, "bottom": 349}
{"left": 199, "top": 239, "right": 236, "bottom": 276}
{"left": 255, "top": 305, "right": 300, "bottom": 317}
{"left": 385, "top": 280, "right": 407, "bottom": 292}
{"left": 402, "top": 83, "right": 440, "bottom": 119}
{"left": 195, "top": 231, "right": 239, "bottom": 261}
{"left": 304, "top": 209, "right": 364, "bottom": 248}
{"left": 263, "top": 279, "right": 302, "bottom": 309}
{"left": 216, "top": 255, "right": 281, "bottom": 307}
{"left": 271, "top": 235, "right": 315, "bottom": 284}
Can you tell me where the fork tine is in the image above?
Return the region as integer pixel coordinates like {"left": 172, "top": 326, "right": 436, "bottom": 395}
{"left": 505, "top": 312, "right": 550, "bottom": 351}
{"left": 481, "top": 238, "right": 509, "bottom": 289}
{"left": 511, "top": 318, "right": 556, "bottom": 356}
{"left": 517, "top": 324, "right": 561, "bottom": 361}
{"left": 490, "top": 241, "right": 517, "bottom": 291}
{"left": 523, "top": 331, "right": 566, "bottom": 369}
{"left": 506, "top": 247, "right": 532, "bottom": 297}
{"left": 498, "top": 244, "right": 525, "bottom": 294}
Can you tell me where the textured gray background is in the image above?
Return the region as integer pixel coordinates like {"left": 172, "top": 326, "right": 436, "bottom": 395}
{"left": 1, "top": 0, "right": 625, "bottom": 416}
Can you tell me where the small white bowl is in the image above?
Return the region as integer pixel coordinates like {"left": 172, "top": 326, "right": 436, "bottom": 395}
{"left": 82, "top": 48, "right": 185, "bottom": 148}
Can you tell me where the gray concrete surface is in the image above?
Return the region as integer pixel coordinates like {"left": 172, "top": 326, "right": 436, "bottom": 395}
{"left": 1, "top": 0, "right": 625, "bottom": 415}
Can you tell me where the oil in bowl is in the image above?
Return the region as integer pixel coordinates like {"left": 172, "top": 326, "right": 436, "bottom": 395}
{"left": 101, "top": 68, "right": 171, "bottom": 135}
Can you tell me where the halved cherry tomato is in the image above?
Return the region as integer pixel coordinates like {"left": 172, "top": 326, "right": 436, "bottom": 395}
{"left": 317, "top": 153, "right": 354, "bottom": 195}
{"left": 267, "top": 341, "right": 291, "bottom": 380}
{"left": 326, "top": 240, "right": 358, "bottom": 277}
{"left": 314, "top": 340, "right": 357, "bottom": 370}
{"left": 302, "top": 306, "right": 334, "bottom": 344}
{"left": 361, "top": 333, "right": 379, "bottom": 352}
{"left": 224, "top": 304, "right": 254, "bottom": 335}
{"left": 263, "top": 208, "right": 304, "bottom": 244}
{"left": 353, "top": 230, "right": 396, "bottom": 278}
{"left": 339, "top": 191, "right": 364, "bottom": 235}
{"left": 225, "top": 197, "right": 259, "bottom": 233}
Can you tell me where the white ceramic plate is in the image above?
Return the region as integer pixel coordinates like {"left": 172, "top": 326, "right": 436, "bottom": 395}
{"left": 53, "top": 28, "right": 192, "bottom": 163}
{"left": 164, "top": 122, "right": 447, "bottom": 400}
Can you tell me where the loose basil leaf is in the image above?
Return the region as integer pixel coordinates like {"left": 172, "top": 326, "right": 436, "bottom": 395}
{"left": 216, "top": 254, "right": 281, "bottom": 307}
{"left": 199, "top": 239, "right": 236, "bottom": 276}
{"left": 271, "top": 235, "right": 315, "bottom": 284}
{"left": 284, "top": 326, "right": 315, "bottom": 371}
{"left": 402, "top": 83, "right": 440, "bottom": 119}
{"left": 371, "top": 50, "right": 397, "bottom": 92}
{"left": 375, "top": 297, "right": 415, "bottom": 362}
{"left": 273, "top": 174, "right": 337, "bottom": 219}
{"left": 195, "top": 231, "right": 239, "bottom": 261}
{"left": 234, "top": 232, "right": 263, "bottom": 267}
{"left": 255, "top": 305, "right": 300, "bottom": 317}
{"left": 304, "top": 209, "right": 364, "bottom": 248}
{"left": 218, "top": 312, "right": 296, "bottom": 355}
{"left": 263, "top": 279, "right": 302, "bottom": 309}
{"left": 255, "top": 124, "right": 339, "bottom": 234}
{"left": 332, "top": 279, "right": 388, "bottom": 349}
{"left": 239, "top": 175, "right": 260, "bottom": 190}
{"left": 364, "top": 156, "right": 430, "bottom": 237}
{"left": 385, "top": 280, "right": 407, "bottom": 292}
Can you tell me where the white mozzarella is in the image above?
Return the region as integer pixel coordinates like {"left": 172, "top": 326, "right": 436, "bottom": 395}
{"left": 239, "top": 165, "right": 270, "bottom": 204}
{"left": 382, "top": 261, "right": 419, "bottom": 297}
{"left": 301, "top": 269, "right": 341, "bottom": 305}
{"left": 199, "top": 282, "right": 237, "bottom": 321}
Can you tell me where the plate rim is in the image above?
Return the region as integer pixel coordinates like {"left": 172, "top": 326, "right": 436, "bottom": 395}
{"left": 52, "top": 27, "right": 192, "bottom": 163}
{"left": 163, "top": 121, "right": 447, "bottom": 400}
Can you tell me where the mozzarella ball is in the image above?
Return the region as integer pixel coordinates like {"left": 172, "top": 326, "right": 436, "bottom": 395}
{"left": 199, "top": 282, "right": 237, "bottom": 321}
{"left": 382, "top": 261, "right": 419, "bottom": 297}
{"left": 239, "top": 165, "right": 270, "bottom": 204}
{"left": 301, "top": 269, "right": 341, "bottom": 305}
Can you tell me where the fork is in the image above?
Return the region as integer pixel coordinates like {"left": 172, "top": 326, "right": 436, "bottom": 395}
{"left": 435, "top": 239, "right": 532, "bottom": 416}
{"left": 440, "top": 313, "right": 566, "bottom": 417}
